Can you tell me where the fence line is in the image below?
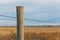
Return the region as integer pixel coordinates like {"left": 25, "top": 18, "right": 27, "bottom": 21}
{"left": 0, "top": 14, "right": 56, "bottom": 23}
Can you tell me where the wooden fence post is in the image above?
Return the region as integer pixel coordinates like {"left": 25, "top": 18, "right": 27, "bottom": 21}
{"left": 16, "top": 6, "right": 24, "bottom": 40}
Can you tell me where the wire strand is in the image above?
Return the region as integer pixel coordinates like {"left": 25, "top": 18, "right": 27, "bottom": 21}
{"left": 0, "top": 14, "right": 55, "bottom": 23}
{"left": 0, "top": 15, "right": 16, "bottom": 18}
{"left": 24, "top": 18, "right": 55, "bottom": 23}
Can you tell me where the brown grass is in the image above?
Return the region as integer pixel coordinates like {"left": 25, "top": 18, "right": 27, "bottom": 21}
{"left": 0, "top": 27, "right": 17, "bottom": 40}
{"left": 24, "top": 27, "right": 60, "bottom": 40}
{"left": 0, "top": 27, "right": 60, "bottom": 40}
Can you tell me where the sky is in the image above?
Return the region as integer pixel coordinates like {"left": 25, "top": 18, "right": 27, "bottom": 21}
{"left": 0, "top": 0, "right": 60, "bottom": 26}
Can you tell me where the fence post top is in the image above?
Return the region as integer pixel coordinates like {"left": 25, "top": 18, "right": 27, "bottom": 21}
{"left": 16, "top": 6, "right": 24, "bottom": 8}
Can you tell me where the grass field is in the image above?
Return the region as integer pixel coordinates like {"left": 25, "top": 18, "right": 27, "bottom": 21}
{"left": 0, "top": 26, "right": 60, "bottom": 40}
{"left": 24, "top": 27, "right": 60, "bottom": 40}
{"left": 0, "top": 27, "right": 17, "bottom": 40}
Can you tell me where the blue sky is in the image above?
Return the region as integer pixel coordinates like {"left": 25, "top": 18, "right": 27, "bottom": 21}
{"left": 0, "top": 0, "right": 60, "bottom": 26}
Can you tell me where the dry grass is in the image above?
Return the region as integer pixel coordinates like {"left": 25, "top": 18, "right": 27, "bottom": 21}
{"left": 0, "top": 27, "right": 60, "bottom": 40}
{"left": 24, "top": 27, "right": 60, "bottom": 40}
{"left": 0, "top": 27, "right": 17, "bottom": 40}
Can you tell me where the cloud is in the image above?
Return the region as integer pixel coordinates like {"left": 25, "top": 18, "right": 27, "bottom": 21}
{"left": 23, "top": 0, "right": 60, "bottom": 20}
{"left": 0, "top": 0, "right": 20, "bottom": 3}
{"left": 49, "top": 0, "right": 60, "bottom": 3}
{"left": 23, "top": 0, "right": 60, "bottom": 4}
{"left": 0, "top": 20, "right": 16, "bottom": 26}
{"left": 23, "top": 0, "right": 60, "bottom": 12}
{"left": 23, "top": 0, "right": 48, "bottom": 4}
{"left": 0, "top": 3, "right": 18, "bottom": 17}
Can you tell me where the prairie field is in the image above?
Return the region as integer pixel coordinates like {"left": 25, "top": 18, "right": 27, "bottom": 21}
{"left": 0, "top": 26, "right": 60, "bottom": 40}
{"left": 24, "top": 27, "right": 60, "bottom": 40}
{"left": 0, "top": 27, "right": 17, "bottom": 40}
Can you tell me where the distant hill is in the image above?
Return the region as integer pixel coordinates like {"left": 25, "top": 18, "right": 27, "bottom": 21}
{"left": 0, "top": 25, "right": 60, "bottom": 27}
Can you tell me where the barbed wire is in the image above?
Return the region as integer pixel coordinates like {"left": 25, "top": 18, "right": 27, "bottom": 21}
{"left": 0, "top": 14, "right": 55, "bottom": 23}
{"left": 0, "top": 15, "right": 16, "bottom": 18}
{"left": 24, "top": 18, "right": 55, "bottom": 23}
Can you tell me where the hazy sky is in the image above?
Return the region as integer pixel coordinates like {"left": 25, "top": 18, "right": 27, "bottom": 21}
{"left": 0, "top": 0, "right": 60, "bottom": 26}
